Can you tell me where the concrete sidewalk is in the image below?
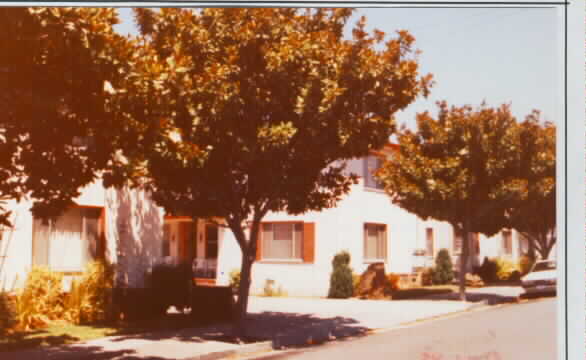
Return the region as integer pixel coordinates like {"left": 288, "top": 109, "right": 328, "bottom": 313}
{"left": 0, "top": 296, "right": 483, "bottom": 360}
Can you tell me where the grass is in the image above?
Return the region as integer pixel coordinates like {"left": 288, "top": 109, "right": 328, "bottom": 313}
{"left": 0, "top": 322, "right": 118, "bottom": 352}
{"left": 0, "top": 313, "right": 206, "bottom": 353}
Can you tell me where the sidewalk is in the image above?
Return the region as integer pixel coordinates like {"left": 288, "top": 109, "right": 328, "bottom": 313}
{"left": 0, "top": 296, "right": 483, "bottom": 360}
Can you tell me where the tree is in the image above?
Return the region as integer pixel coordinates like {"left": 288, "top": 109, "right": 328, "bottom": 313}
{"left": 377, "top": 101, "right": 525, "bottom": 301}
{"left": 508, "top": 113, "right": 556, "bottom": 260}
{"left": 0, "top": 8, "right": 133, "bottom": 225}
{"left": 111, "top": 8, "right": 432, "bottom": 334}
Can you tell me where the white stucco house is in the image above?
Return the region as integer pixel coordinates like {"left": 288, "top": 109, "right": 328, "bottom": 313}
{"left": 0, "top": 147, "right": 539, "bottom": 297}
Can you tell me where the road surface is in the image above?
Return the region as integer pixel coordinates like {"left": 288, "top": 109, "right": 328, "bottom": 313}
{"left": 255, "top": 297, "right": 557, "bottom": 360}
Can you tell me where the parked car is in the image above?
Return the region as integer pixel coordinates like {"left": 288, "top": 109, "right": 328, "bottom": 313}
{"left": 520, "top": 260, "right": 556, "bottom": 296}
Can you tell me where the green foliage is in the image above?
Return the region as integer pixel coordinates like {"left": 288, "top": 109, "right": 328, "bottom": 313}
{"left": 229, "top": 269, "right": 241, "bottom": 293}
{"left": 432, "top": 249, "right": 454, "bottom": 285}
{"left": 262, "top": 279, "right": 287, "bottom": 297}
{"left": 352, "top": 273, "right": 361, "bottom": 296}
{"left": 421, "top": 267, "right": 435, "bottom": 286}
{"left": 387, "top": 273, "right": 401, "bottom": 291}
{"left": 149, "top": 263, "right": 193, "bottom": 314}
{"left": 16, "top": 267, "right": 65, "bottom": 330}
{"left": 64, "top": 261, "right": 115, "bottom": 325}
{"left": 477, "top": 257, "right": 498, "bottom": 283}
{"left": 496, "top": 258, "right": 520, "bottom": 281}
{"left": 508, "top": 117, "right": 556, "bottom": 260}
{"left": 111, "top": 8, "right": 431, "bottom": 324}
{"left": 0, "top": 291, "right": 17, "bottom": 334}
{"left": 519, "top": 255, "right": 536, "bottom": 275}
{"left": 0, "top": 8, "right": 134, "bottom": 224}
{"left": 328, "top": 251, "right": 354, "bottom": 299}
{"left": 332, "top": 251, "right": 351, "bottom": 268}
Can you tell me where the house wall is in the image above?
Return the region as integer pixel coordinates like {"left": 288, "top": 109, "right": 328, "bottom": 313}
{"left": 216, "top": 178, "right": 420, "bottom": 298}
{"left": 105, "top": 187, "right": 165, "bottom": 288}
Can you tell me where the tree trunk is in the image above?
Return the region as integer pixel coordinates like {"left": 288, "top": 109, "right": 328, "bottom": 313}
{"left": 234, "top": 254, "right": 253, "bottom": 339}
{"left": 458, "top": 222, "right": 470, "bottom": 302}
{"left": 537, "top": 233, "right": 555, "bottom": 260}
{"left": 229, "top": 217, "right": 261, "bottom": 340}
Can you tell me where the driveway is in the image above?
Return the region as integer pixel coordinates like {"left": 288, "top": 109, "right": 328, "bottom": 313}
{"left": 243, "top": 296, "right": 476, "bottom": 347}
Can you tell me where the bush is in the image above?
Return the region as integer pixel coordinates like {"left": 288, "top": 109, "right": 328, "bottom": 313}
{"left": 16, "top": 266, "right": 65, "bottom": 330}
{"left": 229, "top": 269, "right": 241, "bottom": 293}
{"left": 65, "top": 260, "right": 115, "bottom": 325}
{"left": 387, "top": 273, "right": 401, "bottom": 291}
{"left": 352, "top": 273, "right": 361, "bottom": 296}
{"left": 328, "top": 251, "right": 354, "bottom": 299}
{"left": 477, "top": 257, "right": 498, "bottom": 283}
{"left": 519, "top": 255, "right": 535, "bottom": 276}
{"left": 149, "top": 262, "right": 193, "bottom": 315}
{"left": 0, "top": 291, "right": 17, "bottom": 334}
{"left": 496, "top": 258, "right": 519, "bottom": 281}
{"left": 432, "top": 249, "right": 454, "bottom": 285}
{"left": 421, "top": 267, "right": 434, "bottom": 286}
{"left": 262, "top": 279, "right": 286, "bottom": 297}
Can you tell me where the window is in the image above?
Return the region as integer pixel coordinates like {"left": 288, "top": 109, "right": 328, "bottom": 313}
{"left": 205, "top": 223, "right": 219, "bottom": 259}
{"left": 502, "top": 230, "right": 513, "bottom": 256}
{"left": 364, "top": 223, "right": 387, "bottom": 261}
{"left": 364, "top": 155, "right": 384, "bottom": 190}
{"left": 32, "top": 206, "right": 102, "bottom": 272}
{"left": 162, "top": 223, "right": 171, "bottom": 257}
{"left": 453, "top": 228, "right": 463, "bottom": 254}
{"left": 425, "top": 228, "right": 434, "bottom": 256}
{"left": 261, "top": 223, "right": 303, "bottom": 260}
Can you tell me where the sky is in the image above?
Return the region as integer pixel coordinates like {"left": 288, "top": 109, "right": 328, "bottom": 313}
{"left": 114, "top": 7, "right": 560, "bottom": 130}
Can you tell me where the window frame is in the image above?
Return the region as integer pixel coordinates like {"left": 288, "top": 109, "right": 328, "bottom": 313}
{"left": 260, "top": 221, "right": 304, "bottom": 262}
{"left": 32, "top": 205, "right": 103, "bottom": 272}
{"left": 363, "top": 223, "right": 388, "bottom": 263}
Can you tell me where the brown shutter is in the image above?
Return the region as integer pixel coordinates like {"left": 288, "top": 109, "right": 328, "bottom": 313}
{"left": 303, "top": 222, "right": 315, "bottom": 263}
{"left": 255, "top": 225, "right": 262, "bottom": 261}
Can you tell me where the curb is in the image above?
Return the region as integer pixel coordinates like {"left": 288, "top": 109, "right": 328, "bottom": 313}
{"left": 185, "top": 341, "right": 274, "bottom": 360}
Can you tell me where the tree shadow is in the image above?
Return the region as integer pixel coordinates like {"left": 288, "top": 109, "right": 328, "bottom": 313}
{"left": 402, "top": 290, "right": 521, "bottom": 305}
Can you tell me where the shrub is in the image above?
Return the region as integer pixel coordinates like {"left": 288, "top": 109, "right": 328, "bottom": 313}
{"left": 352, "top": 273, "right": 361, "bottom": 296}
{"left": 332, "top": 251, "right": 351, "bottom": 268}
{"left": 328, "top": 251, "right": 354, "bottom": 299}
{"left": 149, "top": 262, "right": 193, "bottom": 315}
{"left": 519, "top": 255, "right": 535, "bottom": 276}
{"left": 229, "top": 269, "right": 241, "bottom": 293}
{"left": 496, "top": 258, "right": 519, "bottom": 281}
{"left": 432, "top": 249, "right": 454, "bottom": 285}
{"left": 477, "top": 257, "right": 499, "bottom": 283}
{"left": 0, "top": 291, "right": 17, "bottom": 334}
{"left": 16, "top": 266, "right": 65, "bottom": 330}
{"left": 65, "top": 260, "right": 114, "bottom": 325}
{"left": 421, "top": 267, "right": 434, "bottom": 286}
{"left": 387, "top": 273, "right": 401, "bottom": 291}
{"left": 262, "top": 279, "right": 287, "bottom": 297}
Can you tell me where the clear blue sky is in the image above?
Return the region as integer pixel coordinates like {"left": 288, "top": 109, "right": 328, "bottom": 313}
{"left": 115, "top": 7, "right": 559, "bottom": 129}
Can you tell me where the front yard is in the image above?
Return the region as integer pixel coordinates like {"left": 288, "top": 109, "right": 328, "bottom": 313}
{"left": 0, "top": 313, "right": 202, "bottom": 352}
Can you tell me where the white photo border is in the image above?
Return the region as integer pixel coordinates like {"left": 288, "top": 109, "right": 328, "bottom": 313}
{"left": 1, "top": 1, "right": 583, "bottom": 359}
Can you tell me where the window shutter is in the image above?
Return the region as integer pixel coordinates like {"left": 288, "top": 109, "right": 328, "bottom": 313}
{"left": 303, "top": 222, "right": 315, "bottom": 263}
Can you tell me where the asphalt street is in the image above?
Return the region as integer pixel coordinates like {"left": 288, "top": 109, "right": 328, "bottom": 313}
{"left": 254, "top": 297, "right": 557, "bottom": 360}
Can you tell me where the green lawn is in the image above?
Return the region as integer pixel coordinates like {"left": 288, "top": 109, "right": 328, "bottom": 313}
{"left": 0, "top": 314, "right": 201, "bottom": 353}
{"left": 0, "top": 323, "right": 118, "bottom": 352}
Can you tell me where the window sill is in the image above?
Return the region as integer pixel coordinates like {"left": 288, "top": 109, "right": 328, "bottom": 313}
{"left": 258, "top": 259, "right": 306, "bottom": 264}
{"left": 363, "top": 259, "right": 387, "bottom": 264}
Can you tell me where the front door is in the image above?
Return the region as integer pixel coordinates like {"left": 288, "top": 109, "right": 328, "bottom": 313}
{"left": 194, "top": 223, "right": 219, "bottom": 284}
